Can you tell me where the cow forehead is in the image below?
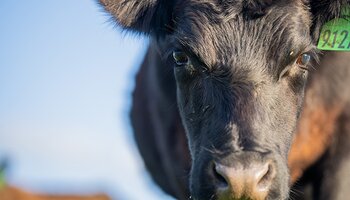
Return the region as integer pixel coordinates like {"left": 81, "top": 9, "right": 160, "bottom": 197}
{"left": 172, "top": 1, "right": 312, "bottom": 71}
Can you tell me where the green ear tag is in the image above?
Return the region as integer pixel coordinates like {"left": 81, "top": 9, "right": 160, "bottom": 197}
{"left": 317, "top": 6, "right": 350, "bottom": 51}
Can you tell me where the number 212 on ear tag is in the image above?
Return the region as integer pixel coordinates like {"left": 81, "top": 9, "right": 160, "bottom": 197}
{"left": 317, "top": 6, "right": 350, "bottom": 51}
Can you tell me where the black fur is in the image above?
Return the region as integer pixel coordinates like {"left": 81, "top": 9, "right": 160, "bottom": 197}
{"left": 100, "top": 0, "right": 350, "bottom": 199}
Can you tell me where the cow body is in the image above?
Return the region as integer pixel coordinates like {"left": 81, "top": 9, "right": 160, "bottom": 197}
{"left": 100, "top": 0, "right": 350, "bottom": 199}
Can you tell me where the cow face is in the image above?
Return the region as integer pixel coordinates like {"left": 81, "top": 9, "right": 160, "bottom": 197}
{"left": 100, "top": 0, "right": 345, "bottom": 199}
{"left": 171, "top": 2, "right": 314, "bottom": 199}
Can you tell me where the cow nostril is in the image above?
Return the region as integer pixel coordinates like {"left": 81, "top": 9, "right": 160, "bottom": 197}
{"left": 257, "top": 163, "right": 275, "bottom": 190}
{"left": 213, "top": 163, "right": 229, "bottom": 188}
{"left": 213, "top": 161, "right": 275, "bottom": 199}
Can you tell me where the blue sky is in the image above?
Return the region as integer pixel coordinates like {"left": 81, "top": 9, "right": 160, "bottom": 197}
{"left": 0, "top": 1, "right": 174, "bottom": 200}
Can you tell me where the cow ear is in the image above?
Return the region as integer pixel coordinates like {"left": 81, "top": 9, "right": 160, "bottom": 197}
{"left": 309, "top": 0, "right": 349, "bottom": 42}
{"left": 99, "top": 0, "right": 176, "bottom": 36}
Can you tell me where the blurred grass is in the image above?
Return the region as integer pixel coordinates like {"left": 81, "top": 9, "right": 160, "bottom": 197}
{"left": 0, "top": 162, "right": 6, "bottom": 189}
{"left": 0, "top": 161, "right": 111, "bottom": 200}
{"left": 0, "top": 185, "right": 111, "bottom": 200}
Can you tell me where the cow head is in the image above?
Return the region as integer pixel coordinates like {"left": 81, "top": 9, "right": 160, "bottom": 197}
{"left": 100, "top": 0, "right": 347, "bottom": 199}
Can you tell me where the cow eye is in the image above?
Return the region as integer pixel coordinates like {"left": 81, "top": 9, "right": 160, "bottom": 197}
{"left": 172, "top": 51, "right": 189, "bottom": 66}
{"left": 296, "top": 53, "right": 311, "bottom": 66}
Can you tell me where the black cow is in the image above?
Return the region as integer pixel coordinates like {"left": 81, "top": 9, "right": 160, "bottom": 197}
{"left": 99, "top": 0, "right": 350, "bottom": 199}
